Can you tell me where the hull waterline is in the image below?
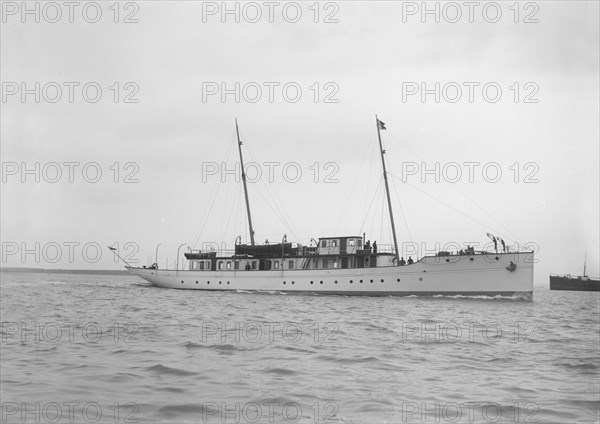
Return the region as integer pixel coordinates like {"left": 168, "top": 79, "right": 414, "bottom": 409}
{"left": 127, "top": 251, "right": 534, "bottom": 300}
{"left": 550, "top": 275, "right": 600, "bottom": 292}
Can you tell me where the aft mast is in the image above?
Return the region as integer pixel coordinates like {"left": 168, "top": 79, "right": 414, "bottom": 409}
{"left": 235, "top": 118, "right": 256, "bottom": 245}
{"left": 375, "top": 115, "right": 400, "bottom": 263}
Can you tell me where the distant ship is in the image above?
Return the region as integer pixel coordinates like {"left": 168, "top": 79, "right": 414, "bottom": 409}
{"left": 119, "top": 117, "right": 534, "bottom": 299}
{"left": 550, "top": 253, "right": 599, "bottom": 291}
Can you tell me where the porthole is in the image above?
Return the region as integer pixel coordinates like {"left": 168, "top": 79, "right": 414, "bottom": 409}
{"left": 207, "top": 281, "right": 210, "bottom": 284}
{"left": 350, "top": 280, "right": 353, "bottom": 284}
{"left": 360, "top": 280, "right": 363, "bottom": 283}
{"left": 334, "top": 280, "right": 338, "bottom": 284}
{"left": 283, "top": 281, "right": 286, "bottom": 285}
{"left": 419, "top": 277, "right": 423, "bottom": 281}
{"left": 397, "top": 278, "right": 400, "bottom": 282}
{"left": 310, "top": 281, "right": 314, "bottom": 285}
{"left": 380, "top": 279, "right": 384, "bottom": 283}
{"left": 320, "top": 281, "right": 323, "bottom": 284}
{"left": 495, "top": 256, "right": 499, "bottom": 260}
{"left": 370, "top": 279, "right": 373, "bottom": 283}
{"left": 219, "top": 281, "right": 222, "bottom": 285}
{"left": 446, "top": 259, "right": 450, "bottom": 262}
{"left": 196, "top": 281, "right": 198, "bottom": 284}
{"left": 470, "top": 258, "right": 474, "bottom": 262}
{"left": 227, "top": 281, "right": 230, "bottom": 285}
{"left": 181, "top": 281, "right": 184, "bottom": 284}
{"left": 292, "top": 281, "right": 295, "bottom": 285}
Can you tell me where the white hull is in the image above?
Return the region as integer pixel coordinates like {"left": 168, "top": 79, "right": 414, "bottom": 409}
{"left": 127, "top": 251, "right": 534, "bottom": 299}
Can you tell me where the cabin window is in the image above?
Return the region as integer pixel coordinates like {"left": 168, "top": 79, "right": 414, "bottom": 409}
{"left": 218, "top": 261, "right": 223, "bottom": 270}
{"left": 321, "top": 240, "right": 327, "bottom": 247}
{"left": 349, "top": 239, "right": 355, "bottom": 246}
{"left": 289, "top": 260, "right": 294, "bottom": 269}
{"left": 200, "top": 261, "right": 205, "bottom": 270}
{"left": 274, "top": 261, "right": 279, "bottom": 269}
{"left": 252, "top": 261, "right": 257, "bottom": 270}
{"left": 332, "top": 240, "right": 337, "bottom": 247}
{"left": 358, "top": 239, "right": 363, "bottom": 247}
{"left": 333, "top": 260, "right": 338, "bottom": 268}
{"left": 323, "top": 259, "right": 329, "bottom": 268}
{"left": 226, "top": 261, "right": 231, "bottom": 270}
{"left": 313, "top": 258, "right": 318, "bottom": 267}
{"left": 234, "top": 261, "right": 239, "bottom": 270}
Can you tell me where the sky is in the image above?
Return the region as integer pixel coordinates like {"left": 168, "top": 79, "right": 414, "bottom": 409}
{"left": 1, "top": 1, "right": 599, "bottom": 287}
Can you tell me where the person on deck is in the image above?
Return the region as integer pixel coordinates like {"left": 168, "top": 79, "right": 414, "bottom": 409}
{"left": 399, "top": 257, "right": 406, "bottom": 266}
{"left": 407, "top": 257, "right": 414, "bottom": 264}
{"left": 373, "top": 241, "right": 377, "bottom": 254}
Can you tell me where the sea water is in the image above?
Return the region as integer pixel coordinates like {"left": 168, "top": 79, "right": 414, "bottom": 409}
{"left": 1, "top": 272, "right": 598, "bottom": 423}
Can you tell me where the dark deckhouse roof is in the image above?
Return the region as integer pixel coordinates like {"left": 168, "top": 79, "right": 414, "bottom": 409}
{"left": 318, "top": 236, "right": 362, "bottom": 240}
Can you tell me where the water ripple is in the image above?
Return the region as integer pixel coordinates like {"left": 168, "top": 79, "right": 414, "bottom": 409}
{"left": 1, "top": 272, "right": 598, "bottom": 424}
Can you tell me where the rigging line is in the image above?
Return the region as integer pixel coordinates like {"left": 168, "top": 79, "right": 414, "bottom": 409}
{"left": 362, "top": 137, "right": 378, "bottom": 221}
{"left": 369, "top": 181, "right": 384, "bottom": 239}
{"left": 452, "top": 184, "right": 523, "bottom": 244}
{"left": 238, "top": 143, "right": 299, "bottom": 241}
{"left": 258, "top": 176, "right": 302, "bottom": 241}
{"left": 236, "top": 181, "right": 248, "bottom": 244}
{"left": 265, "top": 183, "right": 302, "bottom": 241}
{"left": 228, "top": 124, "right": 270, "bottom": 240}
{"left": 388, "top": 172, "right": 522, "bottom": 243}
{"left": 249, "top": 182, "right": 296, "bottom": 241}
{"left": 358, "top": 177, "right": 384, "bottom": 235}
{"left": 248, "top": 163, "right": 300, "bottom": 241}
{"left": 380, "top": 153, "right": 396, "bottom": 246}
{"left": 238, "top": 183, "right": 243, "bottom": 239}
{"left": 386, "top": 129, "right": 426, "bottom": 162}
{"left": 390, "top": 171, "right": 413, "bottom": 243}
{"left": 335, "top": 137, "right": 377, "bottom": 234}
{"left": 242, "top": 140, "right": 302, "bottom": 241}
{"left": 387, "top": 155, "right": 413, "bottom": 242}
{"left": 220, "top": 181, "right": 242, "bottom": 247}
{"left": 192, "top": 132, "right": 236, "bottom": 248}
{"left": 235, "top": 183, "right": 244, "bottom": 243}
{"left": 240, "top": 183, "right": 248, "bottom": 243}
{"left": 192, "top": 182, "right": 220, "bottom": 248}
{"left": 233, "top": 183, "right": 240, "bottom": 242}
{"left": 218, "top": 166, "right": 235, "bottom": 245}
{"left": 379, "top": 187, "right": 386, "bottom": 245}
{"left": 386, "top": 129, "right": 522, "bottom": 244}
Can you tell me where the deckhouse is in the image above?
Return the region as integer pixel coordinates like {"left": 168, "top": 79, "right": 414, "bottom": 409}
{"left": 184, "top": 235, "right": 395, "bottom": 272}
